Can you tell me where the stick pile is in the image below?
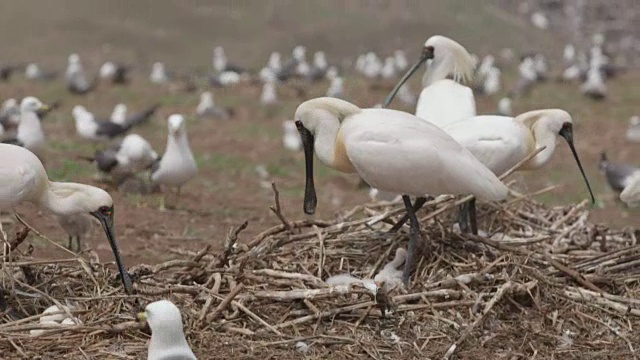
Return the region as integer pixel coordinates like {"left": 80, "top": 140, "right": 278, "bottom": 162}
{"left": 0, "top": 189, "right": 639, "bottom": 359}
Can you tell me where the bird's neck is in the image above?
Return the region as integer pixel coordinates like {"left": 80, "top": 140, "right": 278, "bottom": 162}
{"left": 148, "top": 327, "right": 192, "bottom": 358}
{"left": 167, "top": 131, "right": 192, "bottom": 157}
{"left": 39, "top": 182, "right": 86, "bottom": 216}
{"left": 529, "top": 123, "right": 557, "bottom": 168}
{"left": 422, "top": 57, "right": 452, "bottom": 87}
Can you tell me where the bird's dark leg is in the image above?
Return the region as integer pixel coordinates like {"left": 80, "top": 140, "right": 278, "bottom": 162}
{"left": 389, "top": 196, "right": 430, "bottom": 233}
{"left": 76, "top": 236, "right": 82, "bottom": 253}
{"left": 458, "top": 202, "right": 470, "bottom": 234}
{"left": 67, "top": 236, "right": 73, "bottom": 251}
{"left": 402, "top": 195, "right": 423, "bottom": 285}
{"left": 469, "top": 198, "right": 478, "bottom": 235}
{"left": 458, "top": 198, "right": 478, "bottom": 235}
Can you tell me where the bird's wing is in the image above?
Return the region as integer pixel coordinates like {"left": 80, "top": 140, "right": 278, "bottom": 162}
{"left": 605, "top": 163, "right": 640, "bottom": 191}
{"left": 415, "top": 79, "right": 476, "bottom": 129}
{"left": 343, "top": 109, "right": 508, "bottom": 201}
{"left": 445, "top": 116, "right": 531, "bottom": 175}
{"left": 0, "top": 160, "right": 39, "bottom": 205}
{"left": 95, "top": 120, "right": 128, "bottom": 137}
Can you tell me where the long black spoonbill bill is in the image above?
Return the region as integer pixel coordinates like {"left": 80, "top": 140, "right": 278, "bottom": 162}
{"left": 294, "top": 97, "right": 508, "bottom": 284}
{"left": 0, "top": 144, "right": 132, "bottom": 293}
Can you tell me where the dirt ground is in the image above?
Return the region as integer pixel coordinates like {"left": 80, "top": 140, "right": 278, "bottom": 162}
{"left": 0, "top": 1, "right": 637, "bottom": 272}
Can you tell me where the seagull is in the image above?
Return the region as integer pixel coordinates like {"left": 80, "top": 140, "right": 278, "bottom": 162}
{"left": 99, "top": 61, "right": 129, "bottom": 84}
{"left": 308, "top": 51, "right": 328, "bottom": 81}
{"left": 65, "top": 54, "right": 94, "bottom": 94}
{"left": 110, "top": 104, "right": 128, "bottom": 126}
{"left": 138, "top": 300, "right": 197, "bottom": 360}
{"left": 326, "top": 76, "right": 344, "bottom": 98}
{"left": 496, "top": 97, "right": 513, "bottom": 116}
{"left": 581, "top": 67, "right": 607, "bottom": 100}
{"left": 212, "top": 46, "right": 245, "bottom": 74}
{"left": 482, "top": 66, "right": 501, "bottom": 95}
{"left": 294, "top": 97, "right": 508, "bottom": 284}
{"left": 150, "top": 62, "right": 169, "bottom": 84}
{"left": 110, "top": 103, "right": 159, "bottom": 127}
{"left": 73, "top": 105, "right": 131, "bottom": 142}
{"left": 394, "top": 50, "right": 408, "bottom": 72}
{"left": 620, "top": 173, "right": 640, "bottom": 207}
{"left": 196, "top": 91, "right": 232, "bottom": 120}
{"left": 55, "top": 213, "right": 93, "bottom": 252}
{"left": 84, "top": 134, "right": 158, "bottom": 178}
{"left": 268, "top": 52, "right": 282, "bottom": 73}
{"left": 1, "top": 97, "right": 49, "bottom": 159}
{"left": 260, "top": 82, "right": 277, "bottom": 105}
{"left": 513, "top": 56, "right": 537, "bottom": 96}
{"left": 25, "top": 63, "right": 57, "bottom": 81}
{"left": 282, "top": 120, "right": 302, "bottom": 151}
{"left": 151, "top": 114, "right": 198, "bottom": 209}
{"left": 599, "top": 152, "right": 639, "bottom": 193}
{"left": 0, "top": 144, "right": 132, "bottom": 292}
{"left": 627, "top": 116, "right": 640, "bottom": 143}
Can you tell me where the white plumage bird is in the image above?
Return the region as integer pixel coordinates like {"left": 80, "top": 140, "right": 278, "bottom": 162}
{"left": 260, "top": 82, "right": 277, "bottom": 105}
{"left": 0, "top": 144, "right": 132, "bottom": 292}
{"left": 3, "top": 97, "right": 49, "bottom": 159}
{"left": 326, "top": 76, "right": 344, "bottom": 98}
{"left": 110, "top": 103, "right": 128, "bottom": 126}
{"left": 150, "top": 62, "right": 169, "bottom": 84}
{"left": 620, "top": 172, "right": 640, "bottom": 207}
{"left": 138, "top": 300, "right": 197, "bottom": 360}
{"left": 627, "top": 116, "right": 640, "bottom": 143}
{"left": 282, "top": 120, "right": 302, "bottom": 151}
{"left": 294, "top": 97, "right": 508, "bottom": 284}
{"left": 151, "top": 114, "right": 198, "bottom": 209}
{"left": 385, "top": 35, "right": 476, "bottom": 130}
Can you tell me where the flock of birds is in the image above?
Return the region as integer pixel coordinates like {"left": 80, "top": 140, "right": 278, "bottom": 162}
{"left": 0, "top": 29, "right": 638, "bottom": 358}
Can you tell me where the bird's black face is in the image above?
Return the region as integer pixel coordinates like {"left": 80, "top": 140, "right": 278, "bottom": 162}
{"left": 382, "top": 45, "right": 435, "bottom": 108}
{"left": 558, "top": 122, "right": 596, "bottom": 204}
{"left": 295, "top": 120, "right": 317, "bottom": 215}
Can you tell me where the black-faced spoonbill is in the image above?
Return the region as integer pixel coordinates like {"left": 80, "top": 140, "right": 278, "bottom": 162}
{"left": 294, "top": 97, "right": 508, "bottom": 284}
{"left": 444, "top": 109, "right": 596, "bottom": 232}
{"left": 383, "top": 35, "right": 476, "bottom": 129}
{"left": 0, "top": 144, "right": 132, "bottom": 293}
{"left": 138, "top": 300, "right": 197, "bottom": 360}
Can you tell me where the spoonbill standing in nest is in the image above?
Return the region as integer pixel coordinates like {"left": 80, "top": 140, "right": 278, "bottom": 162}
{"left": 443, "top": 109, "right": 595, "bottom": 233}
{"left": 0, "top": 144, "right": 132, "bottom": 293}
{"left": 383, "top": 35, "right": 476, "bottom": 129}
{"left": 294, "top": 97, "right": 508, "bottom": 284}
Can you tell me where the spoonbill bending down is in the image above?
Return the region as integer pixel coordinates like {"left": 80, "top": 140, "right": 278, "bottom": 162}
{"left": 0, "top": 144, "right": 133, "bottom": 293}
{"left": 444, "top": 109, "right": 595, "bottom": 232}
{"left": 294, "top": 97, "right": 508, "bottom": 284}
{"left": 383, "top": 35, "right": 476, "bottom": 129}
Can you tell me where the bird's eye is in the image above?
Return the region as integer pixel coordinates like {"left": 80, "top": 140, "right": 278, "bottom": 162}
{"left": 99, "top": 205, "right": 113, "bottom": 217}
{"left": 295, "top": 120, "right": 303, "bottom": 129}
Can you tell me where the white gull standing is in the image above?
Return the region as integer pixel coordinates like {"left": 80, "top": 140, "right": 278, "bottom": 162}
{"left": 138, "top": 300, "right": 197, "bottom": 360}
{"left": 151, "top": 114, "right": 198, "bottom": 209}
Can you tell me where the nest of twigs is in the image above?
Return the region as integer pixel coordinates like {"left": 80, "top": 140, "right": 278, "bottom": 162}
{"left": 0, "top": 185, "right": 639, "bottom": 359}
